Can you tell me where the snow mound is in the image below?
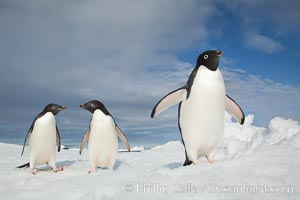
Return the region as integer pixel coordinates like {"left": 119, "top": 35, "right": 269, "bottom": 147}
{"left": 267, "top": 117, "right": 300, "bottom": 145}
{"left": 216, "top": 114, "right": 300, "bottom": 160}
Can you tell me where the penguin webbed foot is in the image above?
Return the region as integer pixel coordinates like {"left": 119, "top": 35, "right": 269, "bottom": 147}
{"left": 207, "top": 159, "right": 216, "bottom": 164}
{"left": 31, "top": 168, "right": 38, "bottom": 175}
{"left": 206, "top": 155, "right": 216, "bottom": 163}
{"left": 192, "top": 160, "right": 199, "bottom": 165}
{"left": 88, "top": 163, "right": 97, "bottom": 173}
{"left": 52, "top": 166, "right": 64, "bottom": 173}
{"left": 88, "top": 168, "right": 97, "bottom": 173}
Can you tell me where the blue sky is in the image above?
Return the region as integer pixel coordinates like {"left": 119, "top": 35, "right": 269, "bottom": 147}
{"left": 0, "top": 0, "right": 299, "bottom": 147}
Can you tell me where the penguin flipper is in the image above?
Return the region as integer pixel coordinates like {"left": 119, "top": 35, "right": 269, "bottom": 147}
{"left": 56, "top": 126, "right": 61, "bottom": 152}
{"left": 151, "top": 86, "right": 187, "bottom": 118}
{"left": 225, "top": 95, "right": 245, "bottom": 124}
{"left": 21, "top": 127, "right": 33, "bottom": 156}
{"left": 79, "top": 127, "right": 90, "bottom": 155}
{"left": 116, "top": 126, "right": 131, "bottom": 152}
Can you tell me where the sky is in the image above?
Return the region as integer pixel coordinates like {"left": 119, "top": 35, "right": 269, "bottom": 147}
{"left": 0, "top": 0, "right": 300, "bottom": 147}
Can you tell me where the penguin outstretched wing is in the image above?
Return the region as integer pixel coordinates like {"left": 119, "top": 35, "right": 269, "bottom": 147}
{"left": 225, "top": 95, "right": 245, "bottom": 124}
{"left": 56, "top": 126, "right": 61, "bottom": 152}
{"left": 116, "top": 126, "right": 130, "bottom": 152}
{"left": 151, "top": 86, "right": 187, "bottom": 118}
{"left": 79, "top": 126, "right": 91, "bottom": 155}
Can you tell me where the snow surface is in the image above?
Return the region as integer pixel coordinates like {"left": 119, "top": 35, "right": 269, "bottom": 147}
{"left": 0, "top": 115, "right": 299, "bottom": 200}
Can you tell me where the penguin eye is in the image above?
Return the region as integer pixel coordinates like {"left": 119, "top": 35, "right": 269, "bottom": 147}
{"left": 204, "top": 55, "right": 208, "bottom": 59}
{"left": 51, "top": 106, "right": 56, "bottom": 110}
{"left": 90, "top": 104, "right": 96, "bottom": 108}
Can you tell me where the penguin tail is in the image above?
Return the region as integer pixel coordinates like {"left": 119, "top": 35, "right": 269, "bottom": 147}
{"left": 16, "top": 162, "right": 30, "bottom": 169}
{"left": 183, "top": 159, "right": 193, "bottom": 166}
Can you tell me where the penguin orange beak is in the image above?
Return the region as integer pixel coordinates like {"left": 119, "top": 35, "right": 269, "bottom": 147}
{"left": 217, "top": 50, "right": 222, "bottom": 57}
{"left": 79, "top": 104, "right": 85, "bottom": 108}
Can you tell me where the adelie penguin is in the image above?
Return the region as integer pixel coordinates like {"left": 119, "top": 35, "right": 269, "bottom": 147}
{"left": 151, "top": 50, "right": 245, "bottom": 166}
{"left": 79, "top": 100, "right": 130, "bottom": 173}
{"left": 16, "top": 104, "right": 67, "bottom": 174}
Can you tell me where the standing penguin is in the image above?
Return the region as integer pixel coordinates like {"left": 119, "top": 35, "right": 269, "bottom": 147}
{"left": 79, "top": 100, "right": 130, "bottom": 173}
{"left": 17, "top": 103, "right": 67, "bottom": 174}
{"left": 151, "top": 50, "right": 245, "bottom": 166}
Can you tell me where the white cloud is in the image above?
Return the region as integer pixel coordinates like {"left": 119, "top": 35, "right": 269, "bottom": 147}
{"left": 0, "top": 0, "right": 217, "bottom": 100}
{"left": 245, "top": 34, "right": 283, "bottom": 53}
{"left": 116, "top": 62, "right": 300, "bottom": 134}
{"left": 222, "top": 67, "right": 300, "bottom": 125}
{"left": 0, "top": 0, "right": 218, "bottom": 136}
{"left": 0, "top": 0, "right": 299, "bottom": 144}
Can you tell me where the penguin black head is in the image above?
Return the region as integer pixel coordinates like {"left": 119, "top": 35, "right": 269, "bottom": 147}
{"left": 43, "top": 103, "right": 67, "bottom": 115}
{"left": 196, "top": 50, "right": 222, "bottom": 71}
{"left": 79, "top": 100, "right": 110, "bottom": 115}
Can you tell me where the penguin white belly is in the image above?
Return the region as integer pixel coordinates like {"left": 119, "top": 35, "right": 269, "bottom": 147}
{"left": 88, "top": 110, "right": 118, "bottom": 168}
{"left": 29, "top": 112, "right": 56, "bottom": 166}
{"left": 180, "top": 68, "right": 226, "bottom": 160}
